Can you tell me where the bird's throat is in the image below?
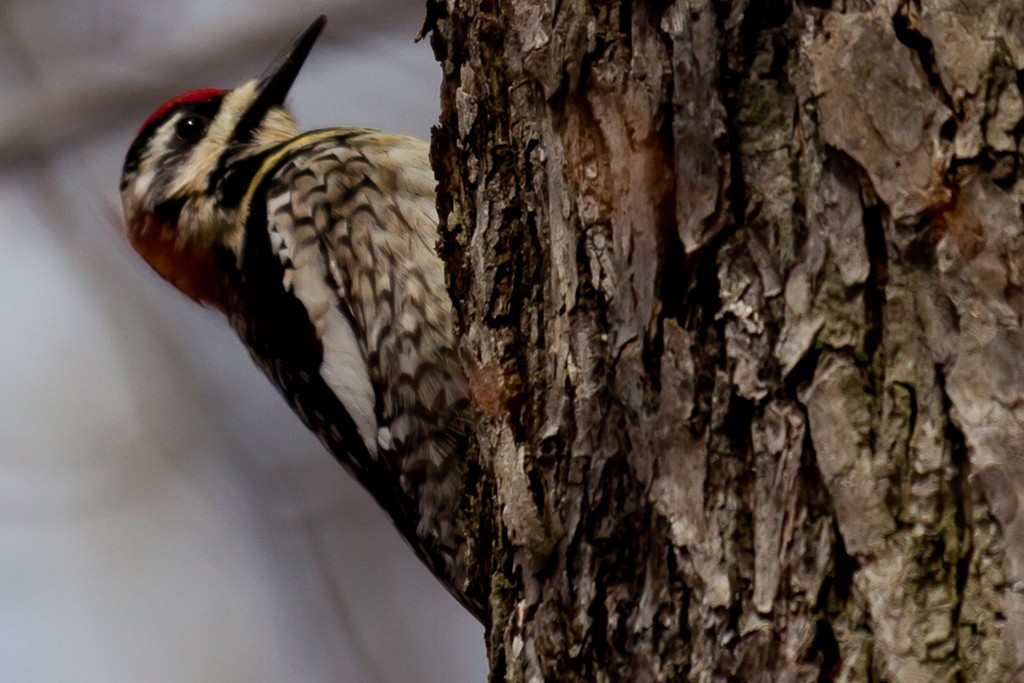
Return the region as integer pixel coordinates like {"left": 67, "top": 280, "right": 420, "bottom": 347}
{"left": 129, "top": 214, "right": 230, "bottom": 312}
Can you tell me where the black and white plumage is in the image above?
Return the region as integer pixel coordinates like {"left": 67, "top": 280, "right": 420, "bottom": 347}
{"left": 119, "top": 17, "right": 482, "bottom": 620}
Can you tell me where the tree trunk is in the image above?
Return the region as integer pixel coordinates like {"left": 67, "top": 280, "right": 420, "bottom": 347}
{"left": 426, "top": 0, "right": 1024, "bottom": 680}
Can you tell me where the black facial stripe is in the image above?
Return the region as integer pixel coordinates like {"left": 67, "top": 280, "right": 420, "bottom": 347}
{"left": 210, "top": 145, "right": 283, "bottom": 210}
{"left": 121, "top": 95, "right": 226, "bottom": 184}
{"left": 153, "top": 196, "right": 187, "bottom": 225}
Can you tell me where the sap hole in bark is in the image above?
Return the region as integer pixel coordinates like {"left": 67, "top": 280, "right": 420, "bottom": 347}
{"left": 939, "top": 116, "right": 957, "bottom": 142}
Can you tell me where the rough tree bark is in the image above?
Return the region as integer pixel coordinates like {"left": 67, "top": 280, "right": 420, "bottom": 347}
{"left": 426, "top": 1, "right": 1024, "bottom": 680}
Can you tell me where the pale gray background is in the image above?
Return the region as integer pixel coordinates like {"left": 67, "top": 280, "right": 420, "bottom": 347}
{"left": 0, "top": 1, "right": 487, "bottom": 680}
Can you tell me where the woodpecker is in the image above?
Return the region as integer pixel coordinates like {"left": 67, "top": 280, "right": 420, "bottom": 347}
{"left": 120, "top": 16, "right": 483, "bottom": 621}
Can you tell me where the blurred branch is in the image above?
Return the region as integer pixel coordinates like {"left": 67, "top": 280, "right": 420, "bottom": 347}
{"left": 0, "top": 0, "right": 425, "bottom": 166}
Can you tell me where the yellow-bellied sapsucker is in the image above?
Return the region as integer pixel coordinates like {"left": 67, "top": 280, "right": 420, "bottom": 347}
{"left": 119, "top": 16, "right": 483, "bottom": 620}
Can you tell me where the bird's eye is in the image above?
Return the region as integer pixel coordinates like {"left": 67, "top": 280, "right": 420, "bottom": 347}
{"left": 175, "top": 115, "right": 207, "bottom": 142}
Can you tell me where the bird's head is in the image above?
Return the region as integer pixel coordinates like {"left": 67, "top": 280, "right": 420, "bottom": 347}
{"left": 119, "top": 15, "right": 325, "bottom": 309}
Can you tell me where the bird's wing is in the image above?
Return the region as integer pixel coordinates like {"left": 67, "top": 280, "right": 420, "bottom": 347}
{"left": 244, "top": 131, "right": 482, "bottom": 618}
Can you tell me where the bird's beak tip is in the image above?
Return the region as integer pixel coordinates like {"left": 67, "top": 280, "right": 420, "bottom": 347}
{"left": 256, "top": 15, "right": 327, "bottom": 107}
{"left": 233, "top": 16, "right": 326, "bottom": 144}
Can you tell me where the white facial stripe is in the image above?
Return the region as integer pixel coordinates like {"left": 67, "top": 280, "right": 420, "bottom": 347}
{"left": 165, "top": 81, "right": 259, "bottom": 199}
{"left": 129, "top": 116, "right": 181, "bottom": 208}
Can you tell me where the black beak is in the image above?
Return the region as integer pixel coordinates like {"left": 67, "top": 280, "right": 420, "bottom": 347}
{"left": 232, "top": 15, "right": 326, "bottom": 144}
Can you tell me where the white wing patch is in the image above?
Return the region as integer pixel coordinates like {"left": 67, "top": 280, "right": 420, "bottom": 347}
{"left": 267, "top": 194, "right": 378, "bottom": 458}
{"left": 318, "top": 305, "right": 379, "bottom": 457}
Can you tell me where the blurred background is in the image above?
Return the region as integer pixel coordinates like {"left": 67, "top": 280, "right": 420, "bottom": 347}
{"left": 0, "top": 1, "right": 487, "bottom": 681}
